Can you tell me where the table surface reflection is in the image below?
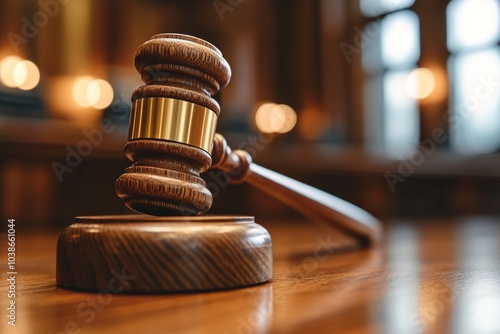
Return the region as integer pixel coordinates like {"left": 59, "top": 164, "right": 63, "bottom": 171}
{"left": 1, "top": 217, "right": 499, "bottom": 334}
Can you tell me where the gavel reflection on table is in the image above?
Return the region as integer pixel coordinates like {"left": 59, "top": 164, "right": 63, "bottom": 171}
{"left": 56, "top": 34, "right": 382, "bottom": 293}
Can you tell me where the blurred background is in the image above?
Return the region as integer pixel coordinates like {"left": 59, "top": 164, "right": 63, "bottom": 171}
{"left": 0, "top": 0, "right": 499, "bottom": 229}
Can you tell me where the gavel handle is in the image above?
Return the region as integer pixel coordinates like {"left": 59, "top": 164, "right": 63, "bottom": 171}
{"left": 211, "top": 134, "right": 382, "bottom": 245}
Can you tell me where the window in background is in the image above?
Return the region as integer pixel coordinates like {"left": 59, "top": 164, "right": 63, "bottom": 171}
{"left": 362, "top": 6, "right": 420, "bottom": 154}
{"left": 447, "top": 0, "right": 500, "bottom": 154}
{"left": 447, "top": 0, "right": 500, "bottom": 52}
{"left": 360, "top": 0, "right": 415, "bottom": 17}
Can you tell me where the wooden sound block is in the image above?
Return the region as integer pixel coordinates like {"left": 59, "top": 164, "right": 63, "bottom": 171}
{"left": 56, "top": 215, "right": 272, "bottom": 293}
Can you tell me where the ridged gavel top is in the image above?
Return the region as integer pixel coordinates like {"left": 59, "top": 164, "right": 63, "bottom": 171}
{"left": 132, "top": 33, "right": 231, "bottom": 115}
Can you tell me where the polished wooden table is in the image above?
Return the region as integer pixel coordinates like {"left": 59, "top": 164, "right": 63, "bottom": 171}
{"left": 1, "top": 217, "right": 500, "bottom": 334}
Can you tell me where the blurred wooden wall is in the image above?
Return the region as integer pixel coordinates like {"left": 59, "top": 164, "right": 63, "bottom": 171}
{"left": 1, "top": 0, "right": 500, "bottom": 230}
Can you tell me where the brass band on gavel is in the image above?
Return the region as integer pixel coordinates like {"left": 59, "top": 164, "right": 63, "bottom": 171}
{"left": 129, "top": 97, "right": 218, "bottom": 154}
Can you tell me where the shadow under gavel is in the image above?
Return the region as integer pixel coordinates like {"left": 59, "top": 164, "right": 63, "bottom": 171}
{"left": 56, "top": 33, "right": 381, "bottom": 294}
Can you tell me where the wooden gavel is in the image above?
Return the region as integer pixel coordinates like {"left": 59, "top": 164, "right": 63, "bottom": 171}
{"left": 56, "top": 33, "right": 381, "bottom": 294}
{"left": 115, "top": 33, "right": 381, "bottom": 244}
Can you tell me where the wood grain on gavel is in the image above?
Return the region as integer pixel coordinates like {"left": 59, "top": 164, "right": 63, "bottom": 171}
{"left": 56, "top": 215, "right": 272, "bottom": 292}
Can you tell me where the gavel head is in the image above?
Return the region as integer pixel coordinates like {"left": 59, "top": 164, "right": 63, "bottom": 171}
{"left": 115, "top": 33, "right": 231, "bottom": 216}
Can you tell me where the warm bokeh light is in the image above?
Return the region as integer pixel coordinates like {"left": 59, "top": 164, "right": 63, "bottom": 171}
{"left": 14, "top": 60, "right": 40, "bottom": 91}
{"left": 0, "top": 57, "right": 40, "bottom": 90}
{"left": 405, "top": 68, "right": 436, "bottom": 99}
{"left": 73, "top": 77, "right": 114, "bottom": 109}
{"left": 88, "top": 79, "right": 114, "bottom": 109}
{"left": 12, "top": 61, "right": 28, "bottom": 87}
{"left": 275, "top": 104, "right": 297, "bottom": 133}
{"left": 255, "top": 103, "right": 297, "bottom": 134}
{"left": 0, "top": 56, "right": 23, "bottom": 88}
{"left": 255, "top": 103, "right": 276, "bottom": 133}
{"left": 73, "top": 76, "right": 94, "bottom": 107}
